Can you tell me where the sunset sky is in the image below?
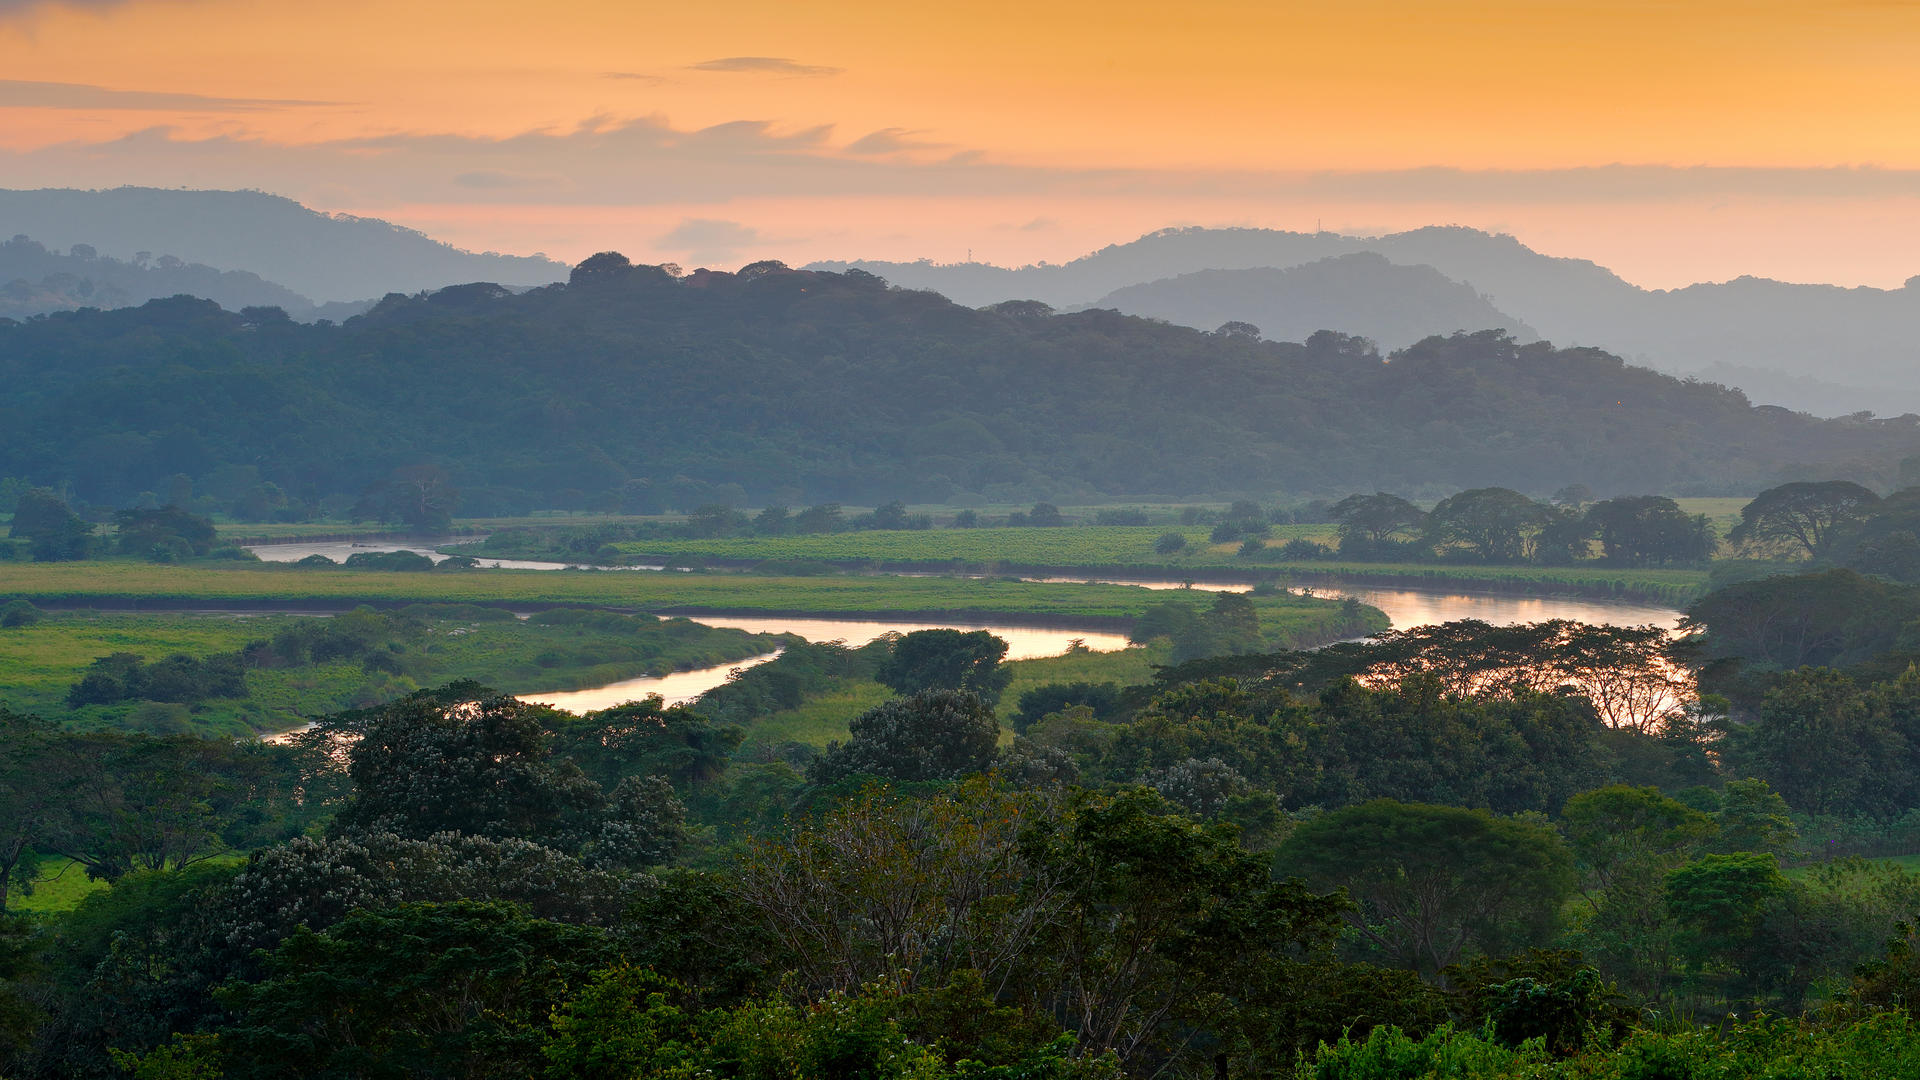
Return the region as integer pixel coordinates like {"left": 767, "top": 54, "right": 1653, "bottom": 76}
{"left": 7, "top": 0, "right": 1920, "bottom": 285}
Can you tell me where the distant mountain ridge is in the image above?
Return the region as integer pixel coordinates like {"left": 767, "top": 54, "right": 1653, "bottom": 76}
{"left": 0, "top": 188, "right": 569, "bottom": 303}
{"left": 0, "top": 234, "right": 372, "bottom": 322}
{"left": 1083, "top": 253, "right": 1537, "bottom": 351}
{"left": 814, "top": 227, "right": 1920, "bottom": 416}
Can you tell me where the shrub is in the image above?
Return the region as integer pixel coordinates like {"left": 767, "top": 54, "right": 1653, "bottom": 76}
{"left": 0, "top": 599, "right": 40, "bottom": 628}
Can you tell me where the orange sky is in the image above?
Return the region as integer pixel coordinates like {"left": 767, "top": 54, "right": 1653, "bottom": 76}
{"left": 6, "top": 0, "right": 1920, "bottom": 284}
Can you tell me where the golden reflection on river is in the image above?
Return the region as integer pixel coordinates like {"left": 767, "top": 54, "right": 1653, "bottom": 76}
{"left": 520, "top": 619, "right": 1135, "bottom": 714}
{"left": 1312, "top": 587, "right": 1683, "bottom": 630}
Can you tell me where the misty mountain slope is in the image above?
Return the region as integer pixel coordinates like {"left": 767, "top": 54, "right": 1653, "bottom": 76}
{"left": 813, "top": 226, "right": 1633, "bottom": 313}
{"left": 1083, "top": 253, "right": 1537, "bottom": 349}
{"left": 817, "top": 226, "right": 1920, "bottom": 414}
{"left": 0, "top": 188, "right": 570, "bottom": 303}
{"left": 1616, "top": 276, "right": 1920, "bottom": 389}
{"left": 2, "top": 261, "right": 1914, "bottom": 512}
{"left": 0, "top": 234, "right": 335, "bottom": 320}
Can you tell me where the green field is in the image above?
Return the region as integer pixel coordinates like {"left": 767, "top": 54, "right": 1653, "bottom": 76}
{"left": 11, "top": 859, "right": 109, "bottom": 914}
{"left": 465, "top": 525, "right": 1708, "bottom": 605}
{"left": 0, "top": 607, "right": 785, "bottom": 734}
{"left": 0, "top": 561, "right": 1375, "bottom": 635}
{"left": 584, "top": 525, "right": 1310, "bottom": 566}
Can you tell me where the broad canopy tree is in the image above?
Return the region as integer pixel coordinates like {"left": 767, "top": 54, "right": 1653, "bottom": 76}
{"left": 874, "top": 629, "right": 1013, "bottom": 705}
{"left": 1329, "top": 492, "right": 1427, "bottom": 552}
{"left": 1425, "top": 487, "right": 1548, "bottom": 563}
{"left": 1729, "top": 480, "right": 1880, "bottom": 560}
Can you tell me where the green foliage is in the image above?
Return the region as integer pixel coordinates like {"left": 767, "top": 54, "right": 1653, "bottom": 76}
{"left": 318, "top": 689, "right": 687, "bottom": 869}
{"left": 1331, "top": 493, "right": 1428, "bottom": 553}
{"left": 0, "top": 599, "right": 38, "bottom": 627}
{"left": 0, "top": 605, "right": 782, "bottom": 736}
{"left": 1012, "top": 680, "right": 1121, "bottom": 733}
{"left": 1666, "top": 852, "right": 1789, "bottom": 932}
{"left": 113, "top": 506, "right": 216, "bottom": 561}
{"left": 109, "top": 1034, "right": 223, "bottom": 1080}
{"left": 1730, "top": 480, "right": 1881, "bottom": 560}
{"left": 543, "top": 966, "right": 1111, "bottom": 1080}
{"left": 1278, "top": 800, "right": 1576, "bottom": 976}
{"left": 1130, "top": 592, "right": 1278, "bottom": 662}
{"left": 1587, "top": 495, "right": 1717, "bottom": 567}
{"left": 12, "top": 280, "right": 1902, "bottom": 511}
{"left": 218, "top": 901, "right": 611, "bottom": 1080}
{"left": 1298, "top": 1015, "right": 1920, "bottom": 1079}
{"left": 811, "top": 690, "right": 1002, "bottom": 784}
{"left": 8, "top": 489, "right": 96, "bottom": 562}
{"left": 1685, "top": 568, "right": 1920, "bottom": 672}
{"left": 341, "top": 548, "right": 437, "bottom": 571}
{"left": 66, "top": 650, "right": 245, "bottom": 707}
{"left": 1426, "top": 488, "right": 1548, "bottom": 563}
{"left": 875, "top": 629, "right": 1013, "bottom": 704}
{"left": 1095, "top": 672, "right": 1608, "bottom": 817}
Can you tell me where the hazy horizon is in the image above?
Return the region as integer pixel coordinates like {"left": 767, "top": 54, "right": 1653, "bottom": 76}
{"left": 9, "top": 0, "right": 1920, "bottom": 289}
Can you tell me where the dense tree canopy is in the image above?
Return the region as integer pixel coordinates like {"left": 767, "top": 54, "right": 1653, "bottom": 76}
{"left": 2, "top": 271, "right": 1913, "bottom": 511}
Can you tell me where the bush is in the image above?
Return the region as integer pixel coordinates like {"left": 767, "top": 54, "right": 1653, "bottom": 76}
{"left": 0, "top": 599, "right": 40, "bottom": 628}
{"left": 1154, "top": 532, "right": 1188, "bottom": 555}
{"left": 1013, "top": 681, "right": 1121, "bottom": 733}
{"left": 343, "top": 550, "right": 435, "bottom": 571}
{"left": 1279, "top": 537, "right": 1330, "bottom": 560}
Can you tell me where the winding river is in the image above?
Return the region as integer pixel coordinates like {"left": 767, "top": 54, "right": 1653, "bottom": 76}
{"left": 243, "top": 538, "right": 1685, "bottom": 714}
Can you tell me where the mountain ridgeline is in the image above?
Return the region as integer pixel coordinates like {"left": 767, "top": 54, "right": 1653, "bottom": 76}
{"left": 0, "top": 234, "right": 371, "bottom": 323}
{"left": 1, "top": 255, "right": 1913, "bottom": 514}
{"left": 818, "top": 226, "right": 1920, "bottom": 415}
{"left": 0, "top": 187, "right": 568, "bottom": 304}
{"left": 1087, "top": 252, "right": 1537, "bottom": 351}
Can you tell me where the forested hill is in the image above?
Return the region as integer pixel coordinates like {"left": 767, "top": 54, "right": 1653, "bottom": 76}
{"left": 1, "top": 257, "right": 1913, "bottom": 512}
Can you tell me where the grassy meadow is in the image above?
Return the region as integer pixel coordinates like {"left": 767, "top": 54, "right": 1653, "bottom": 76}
{"left": 0, "top": 607, "right": 785, "bottom": 735}
{"left": 473, "top": 524, "right": 1711, "bottom": 605}
{"left": 0, "top": 561, "right": 1374, "bottom": 634}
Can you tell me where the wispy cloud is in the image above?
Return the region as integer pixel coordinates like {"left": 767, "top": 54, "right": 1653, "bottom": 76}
{"left": 11, "top": 116, "right": 1920, "bottom": 215}
{"left": 689, "top": 56, "right": 841, "bottom": 77}
{"left": 0, "top": 79, "right": 339, "bottom": 111}
{"left": 845, "top": 127, "right": 945, "bottom": 155}
{"left": 602, "top": 71, "right": 667, "bottom": 84}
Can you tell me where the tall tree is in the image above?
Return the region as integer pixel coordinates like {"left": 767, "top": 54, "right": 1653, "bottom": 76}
{"left": 1329, "top": 492, "right": 1427, "bottom": 550}
{"left": 1586, "top": 496, "right": 1716, "bottom": 567}
{"left": 0, "top": 708, "right": 60, "bottom": 910}
{"left": 874, "top": 629, "right": 1013, "bottom": 704}
{"left": 1425, "top": 487, "right": 1548, "bottom": 563}
{"left": 1729, "top": 480, "right": 1881, "bottom": 560}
